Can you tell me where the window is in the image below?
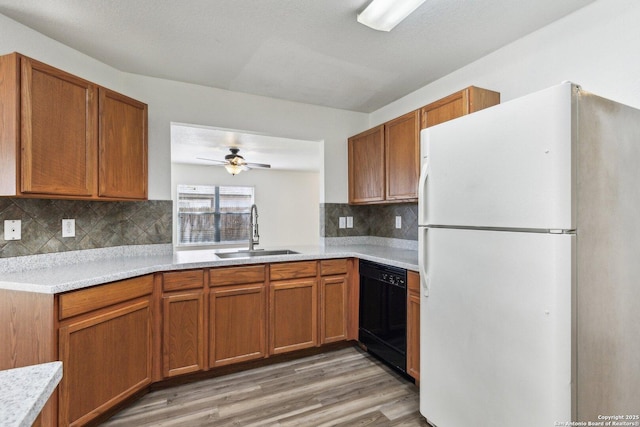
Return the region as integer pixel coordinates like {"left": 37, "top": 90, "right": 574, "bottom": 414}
{"left": 177, "top": 185, "right": 255, "bottom": 246}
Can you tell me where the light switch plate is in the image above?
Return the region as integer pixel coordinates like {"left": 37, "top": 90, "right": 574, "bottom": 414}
{"left": 346, "top": 216, "right": 353, "bottom": 228}
{"left": 4, "top": 219, "right": 21, "bottom": 240}
{"left": 339, "top": 217, "right": 346, "bottom": 229}
{"left": 395, "top": 216, "right": 402, "bottom": 229}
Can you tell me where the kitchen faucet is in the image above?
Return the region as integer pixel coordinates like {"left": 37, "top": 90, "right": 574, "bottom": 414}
{"left": 248, "top": 204, "right": 259, "bottom": 250}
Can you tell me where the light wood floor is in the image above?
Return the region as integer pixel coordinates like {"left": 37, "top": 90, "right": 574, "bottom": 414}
{"left": 100, "top": 346, "right": 428, "bottom": 426}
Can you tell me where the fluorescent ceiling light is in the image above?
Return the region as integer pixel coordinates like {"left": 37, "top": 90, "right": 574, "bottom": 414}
{"left": 357, "top": 0, "right": 427, "bottom": 32}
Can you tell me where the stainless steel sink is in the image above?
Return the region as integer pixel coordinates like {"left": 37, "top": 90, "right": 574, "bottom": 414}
{"left": 216, "top": 249, "right": 299, "bottom": 259}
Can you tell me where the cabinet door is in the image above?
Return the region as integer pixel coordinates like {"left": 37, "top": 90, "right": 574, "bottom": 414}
{"left": 162, "top": 291, "right": 205, "bottom": 377}
{"left": 348, "top": 125, "right": 385, "bottom": 204}
{"left": 270, "top": 278, "right": 318, "bottom": 354}
{"left": 98, "top": 88, "right": 147, "bottom": 199}
{"left": 421, "top": 86, "right": 500, "bottom": 129}
{"left": 20, "top": 56, "right": 96, "bottom": 196}
{"left": 385, "top": 110, "right": 420, "bottom": 201}
{"left": 320, "top": 275, "right": 348, "bottom": 344}
{"left": 209, "top": 283, "right": 266, "bottom": 367}
{"left": 58, "top": 299, "right": 152, "bottom": 427}
{"left": 407, "top": 271, "right": 420, "bottom": 381}
{"left": 421, "top": 90, "right": 466, "bottom": 129}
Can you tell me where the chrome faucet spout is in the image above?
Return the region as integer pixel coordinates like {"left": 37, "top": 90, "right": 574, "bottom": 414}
{"left": 248, "top": 204, "right": 259, "bottom": 250}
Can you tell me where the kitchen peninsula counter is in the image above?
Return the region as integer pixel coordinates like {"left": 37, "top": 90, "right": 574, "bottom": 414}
{"left": 0, "top": 243, "right": 418, "bottom": 294}
{"left": 0, "top": 361, "right": 62, "bottom": 427}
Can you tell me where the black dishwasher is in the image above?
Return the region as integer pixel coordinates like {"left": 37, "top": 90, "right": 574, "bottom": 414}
{"left": 359, "top": 259, "right": 407, "bottom": 374}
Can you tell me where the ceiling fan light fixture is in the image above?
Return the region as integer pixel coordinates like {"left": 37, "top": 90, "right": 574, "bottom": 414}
{"left": 224, "top": 163, "right": 243, "bottom": 175}
{"left": 357, "top": 0, "right": 427, "bottom": 32}
{"left": 198, "top": 148, "right": 271, "bottom": 174}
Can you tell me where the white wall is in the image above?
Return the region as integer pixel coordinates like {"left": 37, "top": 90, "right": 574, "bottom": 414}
{"left": 0, "top": 13, "right": 368, "bottom": 204}
{"left": 0, "top": 14, "right": 124, "bottom": 93}
{"left": 370, "top": 0, "right": 640, "bottom": 127}
{"left": 121, "top": 72, "right": 365, "bottom": 203}
{"left": 172, "top": 163, "right": 320, "bottom": 248}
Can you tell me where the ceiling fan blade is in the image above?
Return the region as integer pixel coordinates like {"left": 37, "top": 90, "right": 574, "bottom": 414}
{"left": 196, "top": 157, "right": 228, "bottom": 165}
{"left": 197, "top": 150, "right": 270, "bottom": 170}
{"left": 245, "top": 162, "right": 271, "bottom": 169}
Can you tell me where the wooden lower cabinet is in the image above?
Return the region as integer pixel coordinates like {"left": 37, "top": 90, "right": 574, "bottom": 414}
{"left": 58, "top": 298, "right": 152, "bottom": 427}
{"left": 407, "top": 271, "right": 420, "bottom": 382}
{"left": 1, "top": 259, "right": 357, "bottom": 426}
{"left": 320, "top": 275, "right": 348, "bottom": 344}
{"left": 161, "top": 270, "right": 205, "bottom": 378}
{"left": 209, "top": 282, "right": 266, "bottom": 367}
{"left": 162, "top": 291, "right": 205, "bottom": 377}
{"left": 319, "top": 259, "right": 350, "bottom": 344}
{"left": 208, "top": 265, "right": 267, "bottom": 367}
{"left": 270, "top": 277, "right": 318, "bottom": 354}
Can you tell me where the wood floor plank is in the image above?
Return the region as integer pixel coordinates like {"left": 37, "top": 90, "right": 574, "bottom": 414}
{"left": 100, "top": 345, "right": 428, "bottom": 427}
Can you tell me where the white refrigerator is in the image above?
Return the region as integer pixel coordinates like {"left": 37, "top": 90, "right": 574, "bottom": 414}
{"left": 418, "top": 82, "right": 640, "bottom": 426}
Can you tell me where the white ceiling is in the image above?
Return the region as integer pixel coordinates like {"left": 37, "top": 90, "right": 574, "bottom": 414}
{"left": 0, "top": 0, "right": 596, "bottom": 113}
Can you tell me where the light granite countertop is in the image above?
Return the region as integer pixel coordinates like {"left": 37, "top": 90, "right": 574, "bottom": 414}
{"left": 0, "top": 242, "right": 419, "bottom": 294}
{"left": 0, "top": 361, "right": 62, "bottom": 427}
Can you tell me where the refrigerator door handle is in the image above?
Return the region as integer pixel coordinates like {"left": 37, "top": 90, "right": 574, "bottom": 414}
{"left": 419, "top": 227, "right": 429, "bottom": 297}
{"left": 418, "top": 157, "right": 430, "bottom": 226}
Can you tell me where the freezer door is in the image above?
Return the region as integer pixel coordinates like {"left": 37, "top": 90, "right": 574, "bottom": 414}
{"left": 421, "top": 83, "right": 576, "bottom": 230}
{"left": 419, "top": 227, "right": 574, "bottom": 427}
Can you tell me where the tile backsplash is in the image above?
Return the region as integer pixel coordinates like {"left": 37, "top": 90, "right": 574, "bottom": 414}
{"left": 0, "top": 198, "right": 172, "bottom": 258}
{"left": 1, "top": 199, "right": 413, "bottom": 259}
{"left": 321, "top": 203, "right": 418, "bottom": 241}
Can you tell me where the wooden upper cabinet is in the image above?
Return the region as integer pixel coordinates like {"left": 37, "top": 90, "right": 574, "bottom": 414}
{"left": 20, "top": 56, "right": 96, "bottom": 197}
{"left": 348, "top": 112, "right": 420, "bottom": 204}
{"left": 386, "top": 110, "right": 420, "bottom": 201}
{"left": 98, "top": 88, "right": 148, "bottom": 199}
{"left": 0, "top": 52, "right": 148, "bottom": 200}
{"left": 348, "top": 125, "right": 385, "bottom": 204}
{"left": 347, "top": 86, "right": 499, "bottom": 205}
{"left": 421, "top": 86, "right": 500, "bottom": 129}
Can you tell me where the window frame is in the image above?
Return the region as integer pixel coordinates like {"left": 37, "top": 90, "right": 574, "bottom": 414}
{"left": 176, "top": 184, "right": 255, "bottom": 248}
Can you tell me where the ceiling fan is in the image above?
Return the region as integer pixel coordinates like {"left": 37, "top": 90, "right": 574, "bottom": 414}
{"left": 197, "top": 148, "right": 271, "bottom": 175}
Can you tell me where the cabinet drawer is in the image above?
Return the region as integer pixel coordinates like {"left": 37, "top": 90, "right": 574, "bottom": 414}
{"left": 163, "top": 269, "right": 204, "bottom": 291}
{"left": 270, "top": 261, "right": 317, "bottom": 280}
{"left": 210, "top": 265, "right": 266, "bottom": 287}
{"left": 320, "top": 259, "right": 348, "bottom": 276}
{"left": 59, "top": 275, "right": 153, "bottom": 320}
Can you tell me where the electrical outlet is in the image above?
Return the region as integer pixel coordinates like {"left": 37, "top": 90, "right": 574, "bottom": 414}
{"left": 4, "top": 219, "right": 21, "bottom": 240}
{"left": 339, "top": 217, "right": 346, "bottom": 229}
{"left": 346, "top": 216, "right": 353, "bottom": 228}
{"left": 62, "top": 219, "right": 75, "bottom": 238}
{"left": 395, "top": 216, "right": 402, "bottom": 229}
